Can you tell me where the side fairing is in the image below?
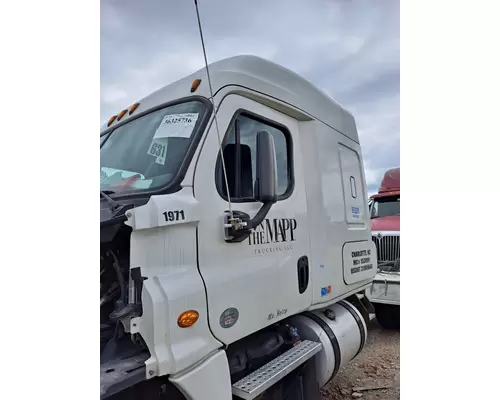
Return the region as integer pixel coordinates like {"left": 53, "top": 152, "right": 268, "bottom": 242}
{"left": 298, "top": 120, "right": 376, "bottom": 306}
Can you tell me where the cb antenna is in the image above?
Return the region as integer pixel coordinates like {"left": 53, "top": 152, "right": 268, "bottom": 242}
{"left": 193, "top": 0, "right": 233, "bottom": 220}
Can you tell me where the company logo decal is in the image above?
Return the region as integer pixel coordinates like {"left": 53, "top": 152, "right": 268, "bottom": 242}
{"left": 248, "top": 218, "right": 297, "bottom": 255}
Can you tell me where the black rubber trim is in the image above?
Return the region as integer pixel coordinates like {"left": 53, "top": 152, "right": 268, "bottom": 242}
{"left": 195, "top": 226, "right": 222, "bottom": 347}
{"left": 302, "top": 311, "right": 341, "bottom": 377}
{"left": 338, "top": 300, "right": 366, "bottom": 358}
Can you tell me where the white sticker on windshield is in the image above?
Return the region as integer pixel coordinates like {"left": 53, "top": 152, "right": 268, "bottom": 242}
{"left": 147, "top": 139, "right": 167, "bottom": 165}
{"left": 153, "top": 113, "right": 199, "bottom": 139}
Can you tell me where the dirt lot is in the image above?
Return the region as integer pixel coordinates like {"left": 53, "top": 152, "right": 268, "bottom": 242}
{"left": 320, "top": 318, "right": 400, "bottom": 400}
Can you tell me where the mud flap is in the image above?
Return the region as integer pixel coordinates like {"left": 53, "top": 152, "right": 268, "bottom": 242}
{"left": 347, "top": 294, "right": 373, "bottom": 327}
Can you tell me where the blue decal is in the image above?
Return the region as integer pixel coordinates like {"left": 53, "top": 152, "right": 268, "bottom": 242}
{"left": 351, "top": 207, "right": 360, "bottom": 219}
{"left": 321, "top": 285, "right": 332, "bottom": 297}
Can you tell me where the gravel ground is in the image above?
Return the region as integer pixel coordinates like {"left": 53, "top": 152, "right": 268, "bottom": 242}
{"left": 320, "top": 317, "right": 400, "bottom": 400}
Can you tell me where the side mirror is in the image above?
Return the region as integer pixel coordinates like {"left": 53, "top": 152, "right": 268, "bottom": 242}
{"left": 223, "top": 130, "right": 278, "bottom": 243}
{"left": 254, "top": 130, "right": 278, "bottom": 204}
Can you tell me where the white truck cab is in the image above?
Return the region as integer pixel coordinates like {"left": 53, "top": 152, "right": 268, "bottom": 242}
{"left": 100, "top": 55, "right": 377, "bottom": 400}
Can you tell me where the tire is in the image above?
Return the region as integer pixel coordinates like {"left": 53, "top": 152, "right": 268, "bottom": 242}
{"left": 374, "top": 304, "right": 400, "bottom": 330}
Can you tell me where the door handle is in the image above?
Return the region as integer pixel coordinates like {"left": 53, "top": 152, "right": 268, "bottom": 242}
{"left": 297, "top": 256, "right": 309, "bottom": 294}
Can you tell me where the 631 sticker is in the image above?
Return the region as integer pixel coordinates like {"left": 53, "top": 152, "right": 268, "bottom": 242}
{"left": 147, "top": 139, "right": 167, "bottom": 165}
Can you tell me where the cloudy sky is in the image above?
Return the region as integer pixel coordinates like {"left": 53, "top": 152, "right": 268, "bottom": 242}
{"left": 101, "top": 0, "right": 399, "bottom": 196}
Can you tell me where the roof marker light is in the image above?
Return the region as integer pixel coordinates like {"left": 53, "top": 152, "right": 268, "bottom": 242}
{"left": 116, "top": 109, "right": 128, "bottom": 121}
{"left": 107, "top": 115, "right": 117, "bottom": 127}
{"left": 190, "top": 78, "right": 202, "bottom": 93}
{"left": 129, "top": 103, "right": 140, "bottom": 115}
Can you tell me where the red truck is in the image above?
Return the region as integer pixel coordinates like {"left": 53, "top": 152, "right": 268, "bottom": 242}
{"left": 367, "top": 168, "right": 400, "bottom": 329}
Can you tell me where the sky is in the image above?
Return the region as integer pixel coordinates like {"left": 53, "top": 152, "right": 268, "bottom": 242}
{"left": 100, "top": 0, "right": 400, "bottom": 196}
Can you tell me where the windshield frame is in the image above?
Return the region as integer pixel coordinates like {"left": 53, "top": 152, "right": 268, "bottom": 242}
{"left": 100, "top": 131, "right": 111, "bottom": 147}
{"left": 100, "top": 95, "right": 213, "bottom": 199}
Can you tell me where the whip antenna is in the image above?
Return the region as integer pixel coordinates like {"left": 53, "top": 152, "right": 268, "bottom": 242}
{"left": 193, "top": 0, "right": 233, "bottom": 218}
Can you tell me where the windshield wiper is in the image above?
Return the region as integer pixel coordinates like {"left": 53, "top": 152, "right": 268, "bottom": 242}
{"left": 100, "top": 190, "right": 121, "bottom": 212}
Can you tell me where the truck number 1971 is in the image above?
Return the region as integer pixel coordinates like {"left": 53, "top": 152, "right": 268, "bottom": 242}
{"left": 163, "top": 210, "right": 185, "bottom": 222}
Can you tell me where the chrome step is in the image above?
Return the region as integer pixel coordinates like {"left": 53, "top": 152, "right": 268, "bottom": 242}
{"left": 232, "top": 339, "right": 322, "bottom": 399}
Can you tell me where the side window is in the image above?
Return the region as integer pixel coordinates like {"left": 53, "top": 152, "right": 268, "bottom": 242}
{"left": 217, "top": 113, "right": 292, "bottom": 201}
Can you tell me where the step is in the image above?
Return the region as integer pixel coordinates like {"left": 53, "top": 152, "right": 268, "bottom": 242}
{"left": 232, "top": 340, "right": 323, "bottom": 399}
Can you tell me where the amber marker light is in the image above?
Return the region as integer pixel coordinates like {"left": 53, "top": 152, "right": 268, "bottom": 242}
{"left": 107, "top": 115, "right": 117, "bottom": 127}
{"left": 116, "top": 109, "right": 128, "bottom": 121}
{"left": 177, "top": 310, "right": 199, "bottom": 328}
{"left": 190, "top": 78, "right": 202, "bottom": 93}
{"left": 129, "top": 103, "right": 140, "bottom": 115}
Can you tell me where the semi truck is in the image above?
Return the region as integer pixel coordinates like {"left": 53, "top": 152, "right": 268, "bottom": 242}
{"left": 367, "top": 168, "right": 400, "bottom": 329}
{"left": 100, "top": 55, "right": 377, "bottom": 400}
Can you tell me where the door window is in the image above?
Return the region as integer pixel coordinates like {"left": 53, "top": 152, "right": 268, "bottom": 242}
{"left": 216, "top": 112, "right": 293, "bottom": 201}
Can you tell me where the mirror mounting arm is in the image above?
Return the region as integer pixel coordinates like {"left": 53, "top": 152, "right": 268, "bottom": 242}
{"left": 222, "top": 129, "right": 278, "bottom": 244}
{"left": 223, "top": 201, "right": 274, "bottom": 243}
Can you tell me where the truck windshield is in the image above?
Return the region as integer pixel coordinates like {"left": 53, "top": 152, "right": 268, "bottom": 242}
{"left": 370, "top": 196, "right": 400, "bottom": 218}
{"left": 100, "top": 100, "right": 207, "bottom": 194}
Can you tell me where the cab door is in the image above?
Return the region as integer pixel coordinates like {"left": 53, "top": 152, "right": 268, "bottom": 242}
{"left": 193, "top": 94, "right": 312, "bottom": 345}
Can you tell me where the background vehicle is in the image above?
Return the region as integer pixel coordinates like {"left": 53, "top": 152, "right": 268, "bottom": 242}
{"left": 367, "top": 167, "right": 400, "bottom": 329}
{"left": 100, "top": 55, "right": 377, "bottom": 400}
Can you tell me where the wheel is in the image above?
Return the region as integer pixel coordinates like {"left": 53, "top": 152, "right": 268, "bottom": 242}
{"left": 374, "top": 304, "right": 400, "bottom": 330}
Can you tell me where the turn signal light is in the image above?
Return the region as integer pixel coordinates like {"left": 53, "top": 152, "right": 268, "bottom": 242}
{"left": 177, "top": 310, "right": 199, "bottom": 328}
